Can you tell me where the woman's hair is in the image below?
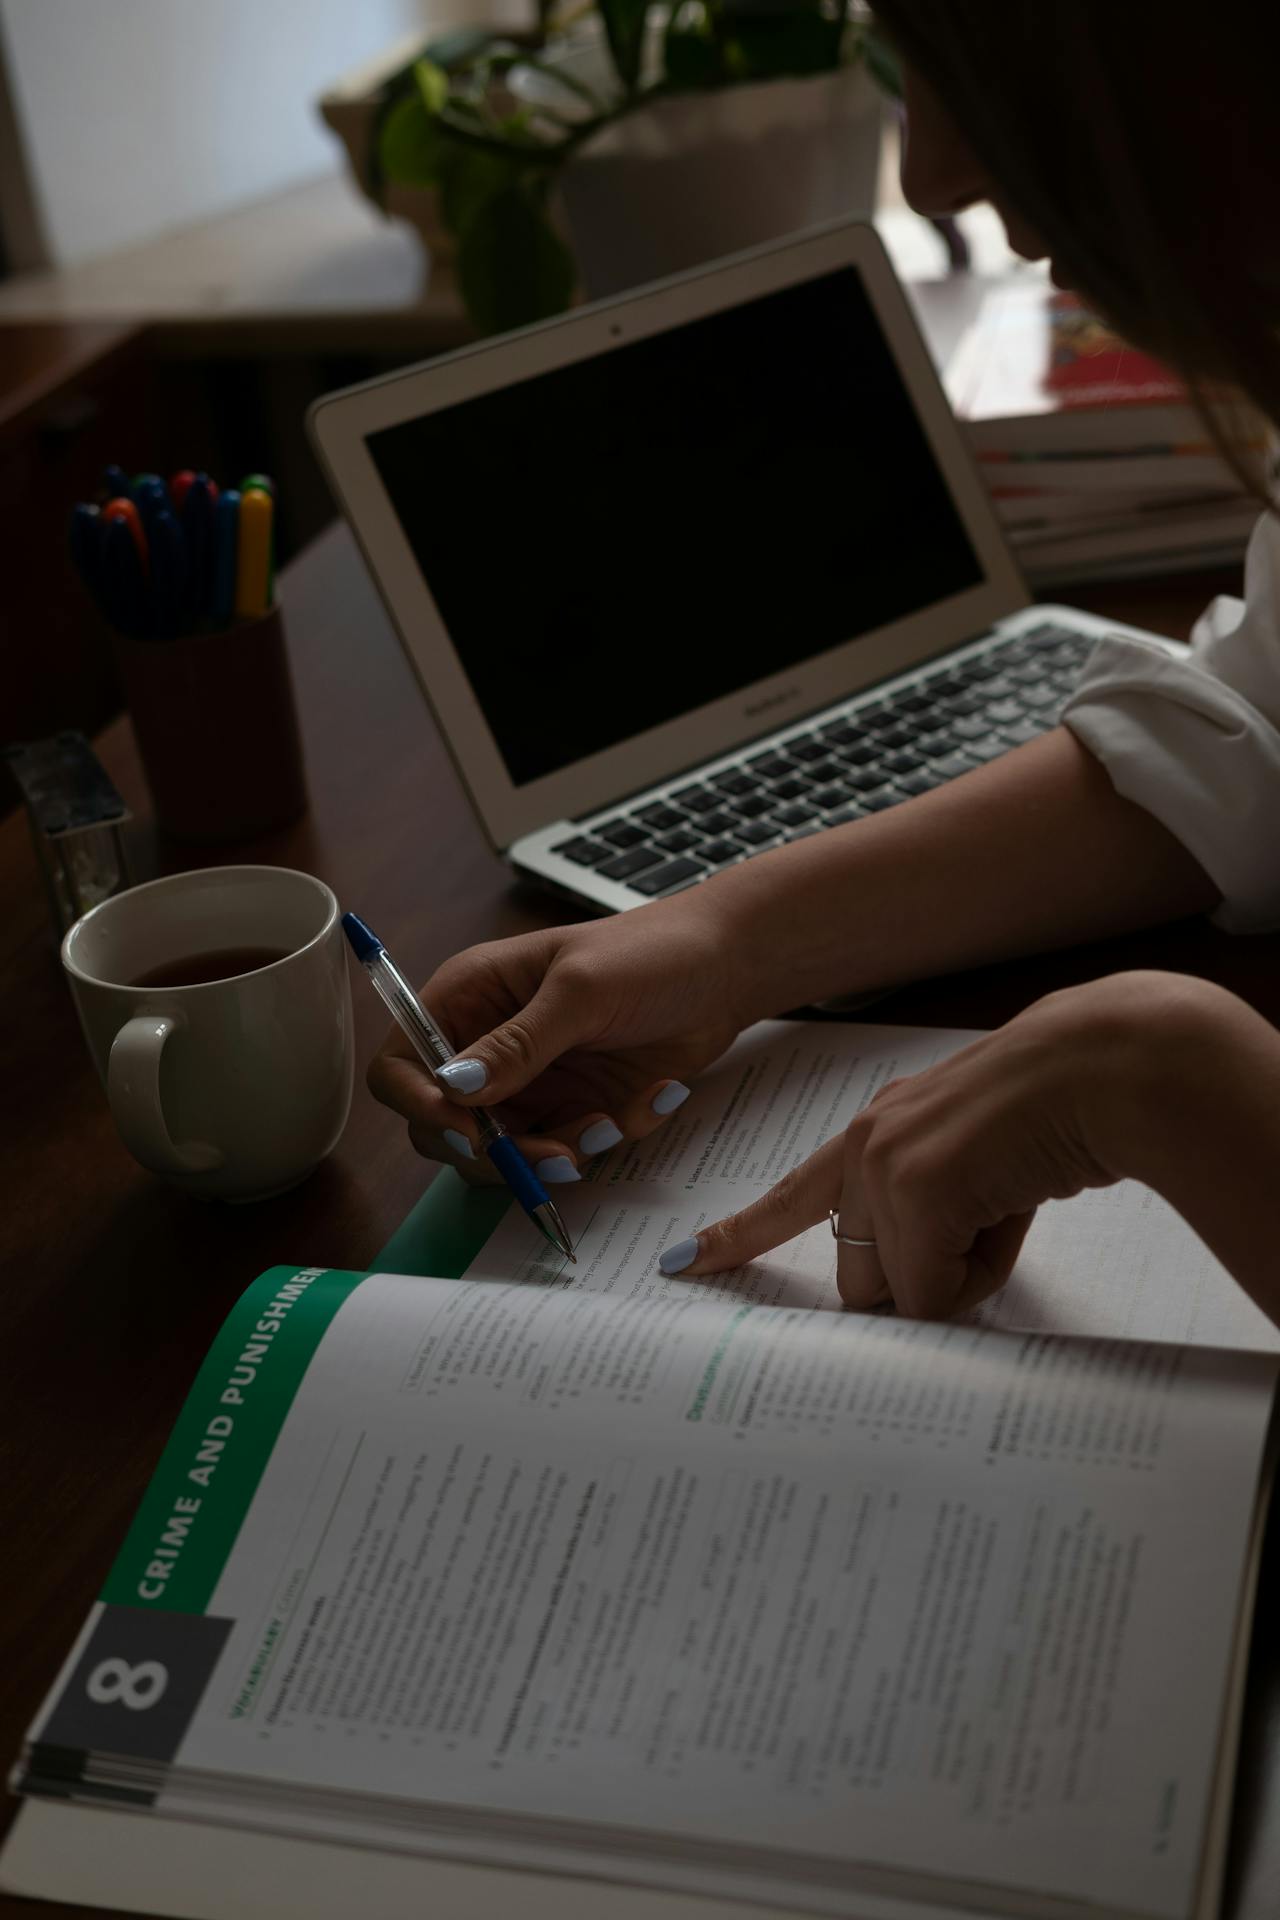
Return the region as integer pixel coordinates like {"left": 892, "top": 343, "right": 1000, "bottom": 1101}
{"left": 871, "top": 2, "right": 1280, "bottom": 489}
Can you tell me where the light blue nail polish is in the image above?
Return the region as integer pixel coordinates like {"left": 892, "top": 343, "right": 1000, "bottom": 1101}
{"left": 579, "top": 1118, "right": 623, "bottom": 1156}
{"left": 536, "top": 1155, "right": 581, "bottom": 1184}
{"left": 659, "top": 1237, "right": 699, "bottom": 1275}
{"left": 437, "top": 1058, "right": 487, "bottom": 1094}
{"left": 443, "top": 1128, "right": 474, "bottom": 1161}
{"left": 651, "top": 1081, "right": 690, "bottom": 1116}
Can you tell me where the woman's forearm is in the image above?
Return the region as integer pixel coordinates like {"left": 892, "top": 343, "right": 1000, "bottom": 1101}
{"left": 707, "top": 727, "right": 1222, "bottom": 1020}
{"left": 1114, "top": 982, "right": 1280, "bottom": 1324}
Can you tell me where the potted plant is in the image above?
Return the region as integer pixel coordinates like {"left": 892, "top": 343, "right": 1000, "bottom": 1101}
{"left": 324, "top": 2, "right": 904, "bottom": 336}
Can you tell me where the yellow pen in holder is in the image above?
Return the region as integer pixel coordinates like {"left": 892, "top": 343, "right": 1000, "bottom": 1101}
{"left": 234, "top": 486, "right": 274, "bottom": 619}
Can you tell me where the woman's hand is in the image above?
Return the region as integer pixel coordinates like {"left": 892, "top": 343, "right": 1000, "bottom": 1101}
{"left": 368, "top": 723, "right": 1228, "bottom": 1194}
{"left": 665, "top": 972, "right": 1271, "bottom": 1319}
{"left": 368, "top": 890, "right": 751, "bottom": 1185}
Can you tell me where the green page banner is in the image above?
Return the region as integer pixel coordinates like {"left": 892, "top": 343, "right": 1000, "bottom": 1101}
{"left": 101, "top": 1266, "right": 366, "bottom": 1615}
{"left": 372, "top": 1167, "right": 510, "bottom": 1275}
{"left": 99, "top": 1173, "right": 511, "bottom": 1617}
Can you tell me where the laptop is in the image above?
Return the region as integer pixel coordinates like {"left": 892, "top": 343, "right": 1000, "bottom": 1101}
{"left": 308, "top": 220, "right": 1179, "bottom": 913}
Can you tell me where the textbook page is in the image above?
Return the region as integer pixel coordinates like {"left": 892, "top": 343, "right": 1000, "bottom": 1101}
{"left": 471, "top": 1020, "right": 1279, "bottom": 1352}
{"left": 33, "top": 1265, "right": 1275, "bottom": 1920}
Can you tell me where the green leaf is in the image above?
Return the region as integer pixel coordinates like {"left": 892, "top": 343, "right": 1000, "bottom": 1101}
{"left": 595, "top": 0, "right": 649, "bottom": 94}
{"left": 859, "top": 26, "right": 903, "bottom": 98}
{"left": 723, "top": 8, "right": 844, "bottom": 80}
{"left": 420, "top": 26, "right": 499, "bottom": 72}
{"left": 456, "top": 184, "right": 576, "bottom": 334}
{"left": 413, "top": 58, "right": 450, "bottom": 114}
{"left": 486, "top": 50, "right": 609, "bottom": 111}
{"left": 436, "top": 138, "right": 521, "bottom": 236}
{"left": 444, "top": 95, "right": 487, "bottom": 124}
{"left": 494, "top": 106, "right": 547, "bottom": 146}
{"left": 378, "top": 94, "right": 444, "bottom": 187}
{"left": 663, "top": 2, "right": 724, "bottom": 88}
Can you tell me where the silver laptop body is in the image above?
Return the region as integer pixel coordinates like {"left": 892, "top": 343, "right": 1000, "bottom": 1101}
{"left": 309, "top": 219, "right": 1178, "bottom": 913}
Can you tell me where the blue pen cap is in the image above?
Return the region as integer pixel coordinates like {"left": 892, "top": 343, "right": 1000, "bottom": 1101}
{"left": 148, "top": 507, "right": 186, "bottom": 641}
{"left": 101, "top": 513, "right": 146, "bottom": 639}
{"left": 133, "top": 476, "right": 171, "bottom": 526}
{"left": 180, "top": 476, "right": 217, "bottom": 625}
{"left": 212, "top": 488, "right": 240, "bottom": 627}
{"left": 341, "top": 912, "right": 383, "bottom": 963}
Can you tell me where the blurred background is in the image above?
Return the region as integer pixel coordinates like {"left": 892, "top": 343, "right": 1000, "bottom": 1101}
{"left": 0, "top": 0, "right": 1026, "bottom": 760}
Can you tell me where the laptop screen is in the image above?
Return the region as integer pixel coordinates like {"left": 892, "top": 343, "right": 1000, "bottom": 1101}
{"left": 367, "top": 265, "right": 983, "bottom": 789}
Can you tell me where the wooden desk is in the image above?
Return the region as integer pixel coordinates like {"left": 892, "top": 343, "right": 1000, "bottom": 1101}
{"left": 2, "top": 526, "right": 1277, "bottom": 1918}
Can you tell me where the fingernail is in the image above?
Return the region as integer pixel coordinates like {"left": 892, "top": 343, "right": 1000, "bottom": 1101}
{"left": 443, "top": 1128, "right": 474, "bottom": 1161}
{"left": 579, "top": 1118, "right": 623, "bottom": 1156}
{"left": 659, "top": 1236, "right": 699, "bottom": 1275}
{"left": 536, "top": 1155, "right": 581, "bottom": 1184}
{"left": 651, "top": 1081, "right": 690, "bottom": 1116}
{"left": 437, "top": 1058, "right": 487, "bottom": 1094}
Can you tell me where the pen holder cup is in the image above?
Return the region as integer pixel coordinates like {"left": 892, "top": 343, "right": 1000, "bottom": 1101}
{"left": 112, "top": 607, "right": 308, "bottom": 842}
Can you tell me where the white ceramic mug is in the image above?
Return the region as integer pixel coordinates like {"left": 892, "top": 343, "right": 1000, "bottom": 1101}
{"left": 62, "top": 865, "right": 354, "bottom": 1201}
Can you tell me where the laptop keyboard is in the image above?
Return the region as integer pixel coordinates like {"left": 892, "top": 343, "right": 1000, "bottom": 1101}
{"left": 550, "top": 622, "right": 1094, "bottom": 898}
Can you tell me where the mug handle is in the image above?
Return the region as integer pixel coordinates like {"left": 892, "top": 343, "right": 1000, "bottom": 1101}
{"left": 107, "top": 1013, "right": 223, "bottom": 1174}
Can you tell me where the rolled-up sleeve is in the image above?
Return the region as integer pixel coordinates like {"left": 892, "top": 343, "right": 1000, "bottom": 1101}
{"left": 1061, "top": 512, "right": 1280, "bottom": 932}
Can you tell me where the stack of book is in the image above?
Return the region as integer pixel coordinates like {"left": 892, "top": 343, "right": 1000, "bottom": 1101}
{"left": 944, "top": 280, "right": 1266, "bottom": 586}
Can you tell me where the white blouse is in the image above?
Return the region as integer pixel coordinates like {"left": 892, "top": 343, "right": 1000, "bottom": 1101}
{"left": 1062, "top": 512, "right": 1280, "bottom": 933}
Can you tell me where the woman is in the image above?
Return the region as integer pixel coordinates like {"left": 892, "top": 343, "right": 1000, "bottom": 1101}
{"left": 372, "top": 3, "right": 1280, "bottom": 1327}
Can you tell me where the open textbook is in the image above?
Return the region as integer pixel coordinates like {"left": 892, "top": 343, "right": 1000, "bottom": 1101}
{"left": 463, "top": 1020, "right": 1280, "bottom": 1352}
{"left": 6, "top": 1021, "right": 1278, "bottom": 1920}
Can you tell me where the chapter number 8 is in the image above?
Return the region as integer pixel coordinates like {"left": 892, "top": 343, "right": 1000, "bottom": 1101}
{"left": 86, "top": 1658, "right": 168, "bottom": 1711}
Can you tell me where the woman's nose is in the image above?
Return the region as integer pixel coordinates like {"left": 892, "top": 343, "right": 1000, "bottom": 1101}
{"left": 898, "top": 66, "right": 991, "bottom": 219}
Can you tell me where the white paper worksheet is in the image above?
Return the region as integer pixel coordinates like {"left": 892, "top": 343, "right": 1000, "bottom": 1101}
{"left": 465, "top": 1021, "right": 1279, "bottom": 1351}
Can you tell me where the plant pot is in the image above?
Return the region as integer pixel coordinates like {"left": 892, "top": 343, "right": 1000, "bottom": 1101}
{"left": 320, "top": 24, "right": 883, "bottom": 307}
{"left": 556, "top": 64, "right": 883, "bottom": 300}
{"left": 318, "top": 34, "right": 460, "bottom": 266}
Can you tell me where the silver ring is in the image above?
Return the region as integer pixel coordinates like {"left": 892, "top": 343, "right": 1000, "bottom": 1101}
{"left": 829, "top": 1209, "right": 877, "bottom": 1248}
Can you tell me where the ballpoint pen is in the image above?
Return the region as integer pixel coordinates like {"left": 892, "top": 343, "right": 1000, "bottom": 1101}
{"left": 132, "top": 475, "right": 171, "bottom": 526}
{"left": 101, "top": 512, "right": 147, "bottom": 637}
{"left": 213, "top": 488, "right": 240, "bottom": 627}
{"left": 101, "top": 496, "right": 148, "bottom": 571}
{"left": 179, "top": 474, "right": 218, "bottom": 625}
{"left": 341, "top": 912, "right": 576, "bottom": 1263}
